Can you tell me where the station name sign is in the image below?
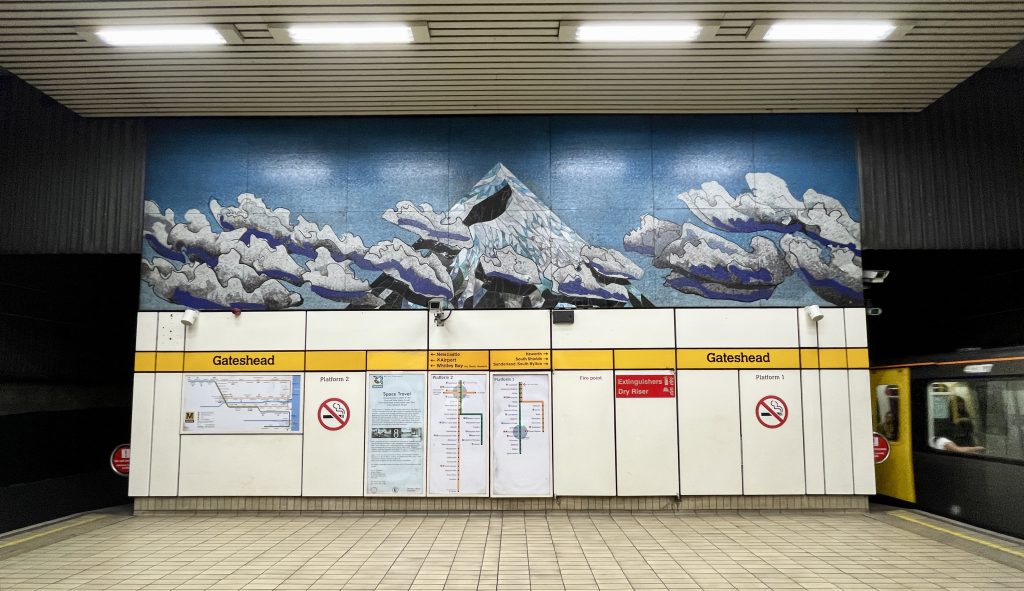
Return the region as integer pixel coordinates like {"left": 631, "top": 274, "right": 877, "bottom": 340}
{"left": 678, "top": 348, "right": 799, "bottom": 369}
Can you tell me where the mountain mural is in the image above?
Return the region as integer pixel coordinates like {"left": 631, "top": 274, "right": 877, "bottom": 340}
{"left": 141, "top": 163, "right": 861, "bottom": 310}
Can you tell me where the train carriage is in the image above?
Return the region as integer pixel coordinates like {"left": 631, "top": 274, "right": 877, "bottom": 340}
{"left": 871, "top": 347, "right": 1024, "bottom": 538}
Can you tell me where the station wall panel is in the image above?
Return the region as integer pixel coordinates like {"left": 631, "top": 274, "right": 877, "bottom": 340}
{"left": 136, "top": 312, "right": 158, "bottom": 351}
{"left": 552, "top": 370, "right": 616, "bottom": 496}
{"left": 678, "top": 370, "right": 742, "bottom": 495}
{"left": 302, "top": 372, "right": 366, "bottom": 496}
{"left": 615, "top": 370, "right": 679, "bottom": 496}
{"left": 307, "top": 311, "right": 427, "bottom": 350}
{"left": 820, "top": 370, "right": 855, "bottom": 494}
{"left": 676, "top": 309, "right": 798, "bottom": 347}
{"left": 149, "top": 373, "right": 182, "bottom": 496}
{"left": 849, "top": 369, "right": 877, "bottom": 494}
{"left": 128, "top": 373, "right": 155, "bottom": 497}
{"left": 552, "top": 309, "right": 675, "bottom": 349}
{"left": 179, "top": 435, "right": 302, "bottom": 496}
{"left": 844, "top": 309, "right": 869, "bottom": 348}
{"left": 157, "top": 311, "right": 185, "bottom": 351}
{"left": 740, "top": 370, "right": 805, "bottom": 495}
{"left": 184, "top": 311, "right": 306, "bottom": 351}
{"left": 430, "top": 310, "right": 549, "bottom": 350}
{"left": 815, "top": 309, "right": 847, "bottom": 348}
{"left": 801, "top": 370, "right": 826, "bottom": 494}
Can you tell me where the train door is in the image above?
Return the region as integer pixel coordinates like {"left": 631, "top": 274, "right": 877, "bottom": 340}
{"left": 870, "top": 368, "right": 915, "bottom": 502}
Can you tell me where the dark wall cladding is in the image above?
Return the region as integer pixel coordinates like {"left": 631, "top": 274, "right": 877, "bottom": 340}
{"left": 0, "top": 73, "right": 146, "bottom": 254}
{"left": 858, "top": 69, "right": 1024, "bottom": 250}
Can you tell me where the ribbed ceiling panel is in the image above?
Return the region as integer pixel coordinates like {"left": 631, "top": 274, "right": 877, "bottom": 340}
{"left": 1, "top": 1, "right": 1022, "bottom": 116}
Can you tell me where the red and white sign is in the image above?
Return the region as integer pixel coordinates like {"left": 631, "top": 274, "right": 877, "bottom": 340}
{"left": 318, "top": 398, "right": 351, "bottom": 431}
{"left": 755, "top": 395, "right": 788, "bottom": 429}
{"left": 873, "top": 432, "right": 891, "bottom": 463}
{"left": 110, "top": 444, "right": 130, "bottom": 477}
{"left": 615, "top": 374, "right": 676, "bottom": 398}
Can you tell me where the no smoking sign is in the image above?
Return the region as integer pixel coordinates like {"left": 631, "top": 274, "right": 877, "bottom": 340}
{"left": 756, "top": 395, "right": 788, "bottom": 429}
{"left": 318, "top": 398, "right": 351, "bottom": 431}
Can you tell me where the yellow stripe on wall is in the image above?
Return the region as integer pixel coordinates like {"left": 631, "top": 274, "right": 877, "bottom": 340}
{"left": 155, "top": 351, "right": 184, "bottom": 372}
{"left": 367, "top": 350, "right": 428, "bottom": 371}
{"left": 614, "top": 349, "right": 675, "bottom": 369}
{"left": 183, "top": 351, "right": 305, "bottom": 372}
{"left": 800, "top": 349, "right": 819, "bottom": 369}
{"left": 847, "top": 348, "right": 870, "bottom": 369}
{"left": 134, "top": 351, "right": 156, "bottom": 372}
{"left": 818, "top": 349, "right": 848, "bottom": 368}
{"left": 306, "top": 350, "right": 367, "bottom": 371}
{"left": 552, "top": 349, "right": 613, "bottom": 370}
{"left": 677, "top": 348, "right": 800, "bottom": 369}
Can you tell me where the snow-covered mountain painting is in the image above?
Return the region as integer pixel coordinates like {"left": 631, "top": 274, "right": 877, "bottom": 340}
{"left": 143, "top": 164, "right": 651, "bottom": 310}
{"left": 140, "top": 115, "right": 864, "bottom": 310}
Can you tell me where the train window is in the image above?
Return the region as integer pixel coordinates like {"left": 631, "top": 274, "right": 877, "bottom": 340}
{"left": 927, "top": 379, "right": 1024, "bottom": 461}
{"left": 874, "top": 385, "right": 900, "bottom": 441}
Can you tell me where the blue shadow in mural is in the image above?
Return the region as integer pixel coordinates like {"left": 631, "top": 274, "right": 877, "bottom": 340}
{"left": 140, "top": 115, "right": 863, "bottom": 310}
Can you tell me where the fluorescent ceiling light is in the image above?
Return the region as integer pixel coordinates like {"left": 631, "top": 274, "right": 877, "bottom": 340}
{"left": 95, "top": 26, "right": 226, "bottom": 46}
{"left": 288, "top": 23, "right": 414, "bottom": 44}
{"left": 764, "top": 21, "right": 896, "bottom": 41}
{"left": 575, "top": 22, "right": 702, "bottom": 42}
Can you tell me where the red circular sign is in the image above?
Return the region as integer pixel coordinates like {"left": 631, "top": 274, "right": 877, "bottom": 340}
{"left": 318, "top": 398, "right": 351, "bottom": 431}
{"left": 756, "top": 395, "right": 789, "bottom": 429}
{"left": 873, "top": 432, "right": 891, "bottom": 463}
{"left": 110, "top": 444, "right": 130, "bottom": 477}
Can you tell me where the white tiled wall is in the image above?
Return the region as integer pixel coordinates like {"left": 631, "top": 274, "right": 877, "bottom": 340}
{"left": 132, "top": 307, "right": 875, "bottom": 500}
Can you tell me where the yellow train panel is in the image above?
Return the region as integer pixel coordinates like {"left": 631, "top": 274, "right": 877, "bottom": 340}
{"left": 870, "top": 367, "right": 916, "bottom": 503}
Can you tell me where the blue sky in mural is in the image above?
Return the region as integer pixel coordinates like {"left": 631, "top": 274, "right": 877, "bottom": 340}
{"left": 142, "top": 114, "right": 860, "bottom": 309}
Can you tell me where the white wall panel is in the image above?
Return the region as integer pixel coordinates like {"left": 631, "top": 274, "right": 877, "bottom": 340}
{"left": 797, "top": 309, "right": 819, "bottom": 348}
{"left": 844, "top": 308, "right": 869, "bottom": 348}
{"left": 678, "top": 370, "right": 742, "bottom": 495}
{"left": 302, "top": 372, "right": 366, "bottom": 496}
{"left": 676, "top": 309, "right": 798, "bottom": 348}
{"left": 849, "top": 369, "right": 877, "bottom": 494}
{"left": 801, "top": 370, "right": 826, "bottom": 494}
{"left": 552, "top": 309, "right": 675, "bottom": 349}
{"left": 553, "top": 370, "right": 616, "bottom": 496}
{"left": 157, "top": 311, "right": 185, "bottom": 351}
{"left": 430, "top": 310, "right": 549, "bottom": 350}
{"left": 149, "top": 373, "right": 182, "bottom": 496}
{"left": 184, "top": 311, "right": 305, "bottom": 351}
{"left": 136, "top": 312, "right": 158, "bottom": 351}
{"left": 179, "top": 435, "right": 302, "bottom": 496}
{"left": 815, "top": 309, "right": 847, "bottom": 348}
{"left": 128, "top": 373, "right": 155, "bottom": 497}
{"left": 615, "top": 370, "right": 679, "bottom": 496}
{"left": 307, "top": 311, "right": 427, "bottom": 350}
{"left": 820, "top": 370, "right": 854, "bottom": 494}
{"left": 740, "top": 370, "right": 805, "bottom": 495}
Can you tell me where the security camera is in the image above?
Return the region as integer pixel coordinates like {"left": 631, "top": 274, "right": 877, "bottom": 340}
{"left": 180, "top": 308, "right": 199, "bottom": 327}
{"left": 429, "top": 298, "right": 450, "bottom": 327}
{"left": 804, "top": 304, "right": 824, "bottom": 322}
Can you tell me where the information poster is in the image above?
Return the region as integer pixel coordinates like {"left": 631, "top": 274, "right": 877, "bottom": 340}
{"left": 491, "top": 373, "right": 552, "bottom": 496}
{"left": 365, "top": 373, "right": 426, "bottom": 496}
{"left": 181, "top": 374, "right": 301, "bottom": 434}
{"left": 428, "top": 373, "right": 489, "bottom": 495}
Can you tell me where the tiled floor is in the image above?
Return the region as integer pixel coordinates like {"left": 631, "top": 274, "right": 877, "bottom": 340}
{"left": 0, "top": 512, "right": 1021, "bottom": 590}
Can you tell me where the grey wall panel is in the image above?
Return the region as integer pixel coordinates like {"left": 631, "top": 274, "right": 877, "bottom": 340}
{"left": 859, "top": 69, "right": 1024, "bottom": 250}
{"left": 0, "top": 74, "right": 145, "bottom": 254}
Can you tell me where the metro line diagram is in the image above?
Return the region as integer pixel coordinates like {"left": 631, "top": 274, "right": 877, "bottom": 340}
{"left": 429, "top": 374, "right": 487, "bottom": 494}
{"left": 181, "top": 374, "right": 301, "bottom": 433}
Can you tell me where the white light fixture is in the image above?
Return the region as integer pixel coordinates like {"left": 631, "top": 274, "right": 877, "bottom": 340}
{"left": 93, "top": 25, "right": 227, "bottom": 46}
{"left": 963, "top": 364, "right": 994, "bottom": 374}
{"left": 763, "top": 20, "right": 896, "bottom": 41}
{"left": 574, "top": 21, "right": 703, "bottom": 43}
{"left": 286, "top": 23, "right": 416, "bottom": 44}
